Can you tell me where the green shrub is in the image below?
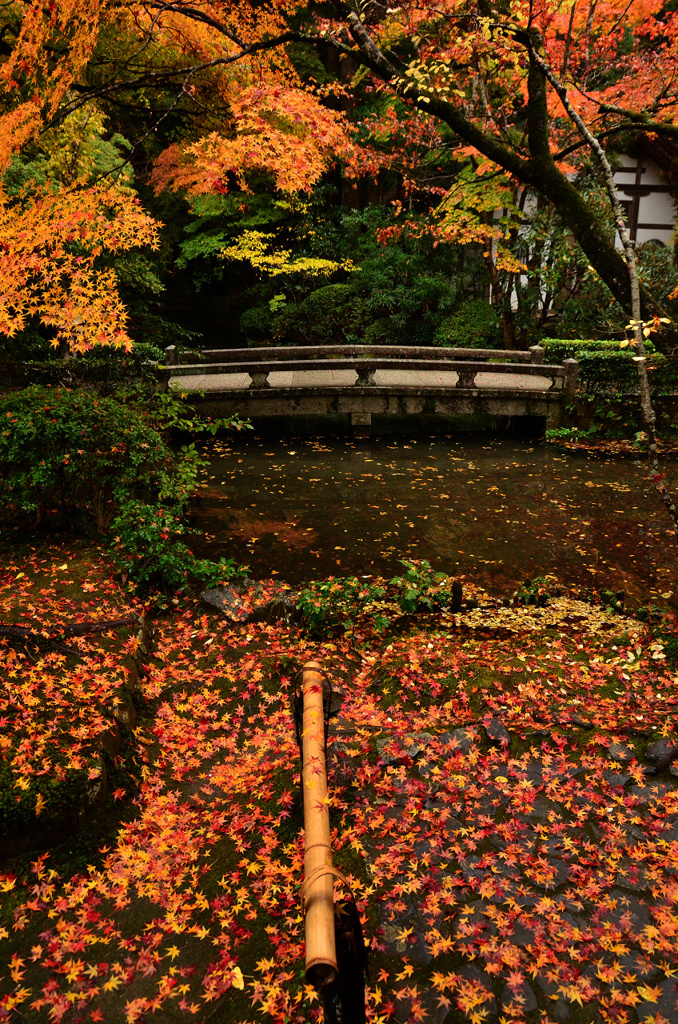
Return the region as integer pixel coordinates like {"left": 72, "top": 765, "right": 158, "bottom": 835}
{"left": 298, "top": 577, "right": 389, "bottom": 636}
{"left": 514, "top": 576, "right": 561, "bottom": 606}
{"left": 8, "top": 342, "right": 166, "bottom": 388}
{"left": 543, "top": 338, "right": 656, "bottom": 360}
{"left": 110, "top": 500, "right": 244, "bottom": 591}
{"left": 267, "top": 283, "right": 362, "bottom": 345}
{"left": 0, "top": 387, "right": 185, "bottom": 531}
{"left": 434, "top": 299, "right": 501, "bottom": 348}
{"left": 389, "top": 559, "right": 459, "bottom": 612}
{"left": 542, "top": 340, "right": 678, "bottom": 394}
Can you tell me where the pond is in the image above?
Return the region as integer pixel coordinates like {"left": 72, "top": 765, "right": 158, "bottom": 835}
{"left": 191, "top": 434, "right": 678, "bottom": 606}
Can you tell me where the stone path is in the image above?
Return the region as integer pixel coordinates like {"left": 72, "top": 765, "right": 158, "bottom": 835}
{"left": 170, "top": 368, "right": 553, "bottom": 392}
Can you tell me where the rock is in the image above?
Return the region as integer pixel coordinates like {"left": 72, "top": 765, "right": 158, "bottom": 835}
{"left": 644, "top": 739, "right": 678, "bottom": 771}
{"left": 440, "top": 728, "right": 478, "bottom": 755}
{"left": 376, "top": 732, "right": 433, "bottom": 765}
{"left": 531, "top": 857, "right": 571, "bottom": 890}
{"left": 619, "top": 951, "right": 661, "bottom": 982}
{"left": 501, "top": 982, "right": 538, "bottom": 1013}
{"left": 571, "top": 716, "right": 593, "bottom": 729}
{"left": 456, "top": 965, "right": 496, "bottom": 1013}
{"left": 484, "top": 717, "right": 511, "bottom": 747}
{"left": 450, "top": 581, "right": 463, "bottom": 611}
{"left": 536, "top": 976, "right": 570, "bottom": 1022}
{"left": 637, "top": 977, "right": 678, "bottom": 1022}
{"left": 201, "top": 580, "right": 301, "bottom": 625}
{"left": 113, "top": 687, "right": 137, "bottom": 730}
{"left": 97, "top": 720, "right": 122, "bottom": 757}
{"left": 608, "top": 741, "right": 634, "bottom": 764}
{"left": 251, "top": 593, "right": 302, "bottom": 625}
{"left": 603, "top": 770, "right": 631, "bottom": 789}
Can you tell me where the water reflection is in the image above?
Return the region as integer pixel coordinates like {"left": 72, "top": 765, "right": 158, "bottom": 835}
{"left": 191, "top": 435, "right": 677, "bottom": 605}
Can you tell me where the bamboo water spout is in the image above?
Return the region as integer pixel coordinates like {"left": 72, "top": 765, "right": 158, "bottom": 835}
{"left": 301, "top": 661, "right": 338, "bottom": 988}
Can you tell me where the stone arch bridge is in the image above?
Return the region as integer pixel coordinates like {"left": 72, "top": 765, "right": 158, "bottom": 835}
{"left": 158, "top": 345, "right": 578, "bottom": 435}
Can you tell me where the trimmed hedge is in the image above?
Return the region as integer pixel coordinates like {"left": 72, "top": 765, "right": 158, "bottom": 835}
{"left": 543, "top": 338, "right": 656, "bottom": 359}
{"left": 542, "top": 338, "right": 678, "bottom": 394}
{"left": 6, "top": 343, "right": 163, "bottom": 387}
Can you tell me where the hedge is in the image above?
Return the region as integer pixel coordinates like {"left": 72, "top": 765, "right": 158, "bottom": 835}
{"left": 542, "top": 338, "right": 678, "bottom": 394}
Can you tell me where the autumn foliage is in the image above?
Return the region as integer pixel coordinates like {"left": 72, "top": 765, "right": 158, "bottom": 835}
{"left": 0, "top": 185, "right": 158, "bottom": 352}
{"left": 2, "top": 0, "right": 678, "bottom": 345}
{"left": 2, "top": 554, "right": 678, "bottom": 1023}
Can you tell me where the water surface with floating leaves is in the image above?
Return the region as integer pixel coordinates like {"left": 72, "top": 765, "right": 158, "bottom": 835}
{"left": 191, "top": 434, "right": 678, "bottom": 606}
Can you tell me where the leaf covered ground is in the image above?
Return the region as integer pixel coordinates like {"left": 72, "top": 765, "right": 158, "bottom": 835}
{"left": 2, "top": 547, "right": 678, "bottom": 1024}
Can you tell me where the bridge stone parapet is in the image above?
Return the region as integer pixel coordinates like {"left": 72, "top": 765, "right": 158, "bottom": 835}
{"left": 186, "top": 384, "right": 567, "bottom": 434}
{"left": 158, "top": 345, "right": 577, "bottom": 433}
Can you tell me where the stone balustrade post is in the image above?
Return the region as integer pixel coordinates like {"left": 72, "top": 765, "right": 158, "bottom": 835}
{"left": 355, "top": 365, "right": 377, "bottom": 386}
{"left": 530, "top": 345, "right": 545, "bottom": 364}
{"left": 456, "top": 368, "right": 478, "bottom": 389}
{"left": 563, "top": 359, "right": 579, "bottom": 399}
{"left": 164, "top": 345, "right": 177, "bottom": 366}
{"left": 249, "top": 371, "right": 270, "bottom": 389}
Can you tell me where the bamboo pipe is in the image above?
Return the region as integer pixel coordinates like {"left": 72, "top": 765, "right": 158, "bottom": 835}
{"left": 301, "top": 661, "right": 338, "bottom": 988}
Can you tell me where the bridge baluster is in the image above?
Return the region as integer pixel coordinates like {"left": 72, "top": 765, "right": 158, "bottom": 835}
{"left": 355, "top": 365, "right": 376, "bottom": 386}
{"left": 456, "top": 368, "right": 478, "bottom": 389}
{"left": 250, "top": 371, "right": 270, "bottom": 389}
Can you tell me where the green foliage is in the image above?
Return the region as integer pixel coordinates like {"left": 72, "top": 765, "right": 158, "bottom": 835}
{"left": 542, "top": 339, "right": 678, "bottom": 395}
{"left": 552, "top": 240, "right": 678, "bottom": 338}
{"left": 545, "top": 425, "right": 599, "bottom": 442}
{"left": 297, "top": 577, "right": 389, "bottom": 637}
{"left": 8, "top": 343, "right": 165, "bottom": 388}
{"left": 255, "top": 283, "right": 360, "bottom": 346}
{"left": 0, "top": 387, "right": 184, "bottom": 531}
{"left": 433, "top": 299, "right": 501, "bottom": 348}
{"left": 239, "top": 204, "right": 458, "bottom": 346}
{"left": 130, "top": 385, "right": 252, "bottom": 436}
{"left": 543, "top": 338, "right": 656, "bottom": 359}
{"left": 514, "top": 576, "right": 561, "bottom": 606}
{"left": 0, "top": 386, "right": 250, "bottom": 592}
{"left": 110, "top": 500, "right": 244, "bottom": 592}
{"left": 598, "top": 588, "right": 625, "bottom": 614}
{"left": 389, "top": 559, "right": 458, "bottom": 612}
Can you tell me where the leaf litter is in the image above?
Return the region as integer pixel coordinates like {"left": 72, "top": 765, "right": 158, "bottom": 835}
{"left": 2, "top": 548, "right": 678, "bottom": 1022}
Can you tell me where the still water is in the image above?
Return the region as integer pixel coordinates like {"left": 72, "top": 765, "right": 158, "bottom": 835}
{"left": 191, "top": 435, "right": 678, "bottom": 605}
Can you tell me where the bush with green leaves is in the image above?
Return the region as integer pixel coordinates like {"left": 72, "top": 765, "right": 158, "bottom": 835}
{"left": 0, "top": 386, "right": 250, "bottom": 591}
{"left": 234, "top": 203, "right": 460, "bottom": 347}
{"left": 110, "top": 500, "right": 243, "bottom": 592}
{"left": 389, "top": 559, "right": 460, "bottom": 612}
{"left": 514, "top": 576, "right": 561, "bottom": 606}
{"left": 8, "top": 342, "right": 166, "bottom": 388}
{"left": 433, "top": 299, "right": 501, "bottom": 349}
{"left": 543, "top": 338, "right": 655, "bottom": 360}
{"left": 298, "top": 577, "right": 389, "bottom": 636}
{"left": 0, "top": 386, "right": 187, "bottom": 531}
{"left": 541, "top": 339, "right": 678, "bottom": 395}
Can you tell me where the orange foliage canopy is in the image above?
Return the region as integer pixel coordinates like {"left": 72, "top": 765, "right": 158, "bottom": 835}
{"left": 0, "top": 0, "right": 352, "bottom": 351}
{"left": 150, "top": 86, "right": 352, "bottom": 196}
{"left": 0, "top": 185, "right": 158, "bottom": 352}
{"left": 2, "top": 0, "right": 678, "bottom": 348}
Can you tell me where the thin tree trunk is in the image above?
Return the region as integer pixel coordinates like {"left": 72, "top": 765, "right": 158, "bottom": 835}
{"left": 528, "top": 43, "right": 678, "bottom": 533}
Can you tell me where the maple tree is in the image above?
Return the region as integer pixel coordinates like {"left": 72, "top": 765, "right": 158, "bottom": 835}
{"left": 3, "top": 0, "right": 678, "bottom": 350}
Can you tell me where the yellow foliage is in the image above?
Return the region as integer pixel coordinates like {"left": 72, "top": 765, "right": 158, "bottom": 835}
{"left": 219, "top": 230, "right": 356, "bottom": 277}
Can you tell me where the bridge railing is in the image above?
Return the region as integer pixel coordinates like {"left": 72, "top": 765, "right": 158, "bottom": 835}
{"left": 163, "top": 343, "right": 547, "bottom": 366}
{"left": 158, "top": 345, "right": 579, "bottom": 398}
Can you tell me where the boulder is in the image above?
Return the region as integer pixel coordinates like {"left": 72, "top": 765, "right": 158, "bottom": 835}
{"left": 202, "top": 579, "right": 302, "bottom": 625}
